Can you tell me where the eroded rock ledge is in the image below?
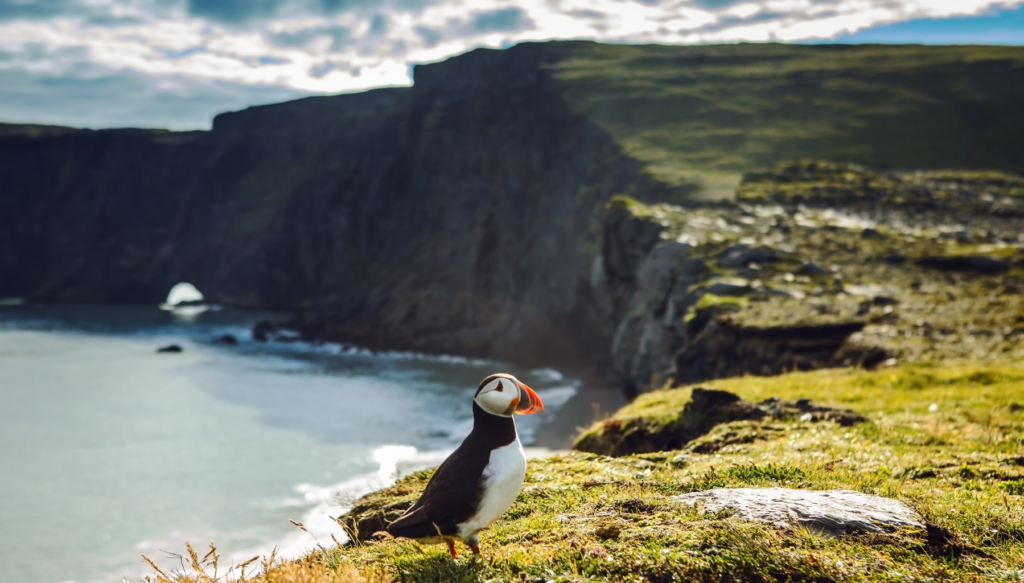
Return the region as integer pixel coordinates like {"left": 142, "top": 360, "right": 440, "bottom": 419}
{"left": 601, "top": 160, "right": 1024, "bottom": 393}
{"left": 574, "top": 388, "right": 864, "bottom": 457}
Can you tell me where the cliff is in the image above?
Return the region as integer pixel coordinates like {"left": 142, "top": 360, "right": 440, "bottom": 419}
{"left": 0, "top": 44, "right": 651, "bottom": 373}
{"left": 3, "top": 41, "right": 1024, "bottom": 377}
{"left": 601, "top": 161, "right": 1024, "bottom": 393}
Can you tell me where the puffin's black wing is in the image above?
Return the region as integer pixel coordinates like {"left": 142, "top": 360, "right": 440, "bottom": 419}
{"left": 387, "top": 442, "right": 491, "bottom": 538}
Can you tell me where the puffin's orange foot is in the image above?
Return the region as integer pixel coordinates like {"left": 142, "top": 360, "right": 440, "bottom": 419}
{"left": 447, "top": 539, "right": 458, "bottom": 558}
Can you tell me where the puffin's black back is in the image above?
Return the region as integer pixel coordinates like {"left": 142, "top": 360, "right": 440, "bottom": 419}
{"left": 387, "top": 403, "right": 517, "bottom": 538}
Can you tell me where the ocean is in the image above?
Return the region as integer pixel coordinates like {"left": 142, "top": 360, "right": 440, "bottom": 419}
{"left": 0, "top": 304, "right": 621, "bottom": 583}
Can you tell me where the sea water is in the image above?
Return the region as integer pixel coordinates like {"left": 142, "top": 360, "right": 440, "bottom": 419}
{"left": 0, "top": 305, "right": 622, "bottom": 583}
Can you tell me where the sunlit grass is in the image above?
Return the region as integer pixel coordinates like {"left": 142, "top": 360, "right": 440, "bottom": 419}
{"left": 546, "top": 43, "right": 1024, "bottom": 199}
{"left": 148, "top": 360, "right": 1024, "bottom": 582}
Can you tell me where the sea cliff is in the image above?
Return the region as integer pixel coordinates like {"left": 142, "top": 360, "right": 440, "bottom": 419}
{"left": 3, "top": 41, "right": 1024, "bottom": 379}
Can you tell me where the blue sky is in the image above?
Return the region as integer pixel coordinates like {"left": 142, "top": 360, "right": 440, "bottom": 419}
{"left": 835, "top": 4, "right": 1024, "bottom": 44}
{"left": 0, "top": 0, "right": 1021, "bottom": 130}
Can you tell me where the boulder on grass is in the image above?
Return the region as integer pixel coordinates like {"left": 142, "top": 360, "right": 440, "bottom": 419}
{"left": 671, "top": 487, "right": 924, "bottom": 536}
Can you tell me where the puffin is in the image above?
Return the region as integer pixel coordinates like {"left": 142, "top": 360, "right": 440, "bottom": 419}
{"left": 386, "top": 373, "right": 544, "bottom": 557}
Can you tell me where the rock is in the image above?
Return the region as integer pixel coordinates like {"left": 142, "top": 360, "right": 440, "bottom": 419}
{"left": 844, "top": 284, "right": 889, "bottom": 298}
{"left": 156, "top": 344, "right": 183, "bottom": 353}
{"left": 669, "top": 453, "right": 691, "bottom": 467}
{"left": 173, "top": 299, "right": 206, "bottom": 307}
{"left": 575, "top": 388, "right": 763, "bottom": 456}
{"left": 861, "top": 228, "right": 881, "bottom": 238}
{"left": 872, "top": 294, "right": 899, "bottom": 306}
{"left": 252, "top": 321, "right": 276, "bottom": 342}
{"left": 673, "top": 319, "right": 866, "bottom": 386}
{"left": 574, "top": 388, "right": 865, "bottom": 456}
{"left": 884, "top": 251, "right": 907, "bottom": 264}
{"left": 705, "top": 281, "right": 753, "bottom": 296}
{"left": 670, "top": 488, "right": 925, "bottom": 536}
{"left": 797, "top": 262, "right": 831, "bottom": 276}
{"left": 735, "top": 266, "right": 761, "bottom": 280}
{"left": 2, "top": 44, "right": 656, "bottom": 379}
{"left": 610, "top": 239, "right": 705, "bottom": 394}
{"left": 790, "top": 397, "right": 865, "bottom": 426}
{"left": 213, "top": 334, "right": 239, "bottom": 345}
{"left": 602, "top": 197, "right": 669, "bottom": 318}
{"left": 4, "top": 46, "right": 1024, "bottom": 388}
{"left": 253, "top": 321, "right": 302, "bottom": 343}
{"left": 340, "top": 493, "right": 418, "bottom": 543}
{"left": 752, "top": 287, "right": 805, "bottom": 300}
{"left": 720, "top": 245, "right": 778, "bottom": 268}
{"left": 916, "top": 255, "right": 1009, "bottom": 273}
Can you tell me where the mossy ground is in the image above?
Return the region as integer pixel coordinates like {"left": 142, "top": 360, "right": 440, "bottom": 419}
{"left": 547, "top": 44, "right": 1024, "bottom": 200}
{"left": 153, "top": 362, "right": 1024, "bottom": 583}
{"left": 619, "top": 166, "right": 1024, "bottom": 369}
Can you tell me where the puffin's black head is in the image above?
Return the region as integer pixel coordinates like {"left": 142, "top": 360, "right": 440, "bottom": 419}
{"left": 474, "top": 373, "right": 545, "bottom": 418}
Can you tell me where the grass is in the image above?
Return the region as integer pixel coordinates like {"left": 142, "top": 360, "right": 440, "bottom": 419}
{"left": 148, "top": 360, "right": 1024, "bottom": 582}
{"left": 542, "top": 43, "right": 1024, "bottom": 199}
{"left": 141, "top": 165, "right": 1023, "bottom": 581}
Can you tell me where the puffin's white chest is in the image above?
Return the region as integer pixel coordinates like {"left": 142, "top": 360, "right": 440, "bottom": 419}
{"left": 457, "top": 440, "right": 527, "bottom": 538}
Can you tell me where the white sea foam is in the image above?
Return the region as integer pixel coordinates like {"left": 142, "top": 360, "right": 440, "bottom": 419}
{"left": 220, "top": 427, "right": 575, "bottom": 569}
{"left": 226, "top": 445, "right": 453, "bottom": 566}
{"left": 3, "top": 305, "right": 587, "bottom": 583}
{"left": 227, "top": 334, "right": 497, "bottom": 368}
{"left": 530, "top": 368, "right": 564, "bottom": 381}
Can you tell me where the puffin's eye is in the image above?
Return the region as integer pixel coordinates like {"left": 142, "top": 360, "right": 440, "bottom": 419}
{"left": 494, "top": 380, "right": 503, "bottom": 392}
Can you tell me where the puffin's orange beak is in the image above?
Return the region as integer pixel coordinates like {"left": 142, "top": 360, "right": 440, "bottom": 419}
{"left": 514, "top": 382, "right": 544, "bottom": 414}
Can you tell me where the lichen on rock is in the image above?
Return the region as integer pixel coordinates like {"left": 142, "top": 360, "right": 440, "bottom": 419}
{"left": 670, "top": 487, "right": 925, "bottom": 536}
{"left": 601, "top": 160, "right": 1024, "bottom": 394}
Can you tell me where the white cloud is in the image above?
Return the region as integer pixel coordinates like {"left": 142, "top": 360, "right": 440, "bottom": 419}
{"left": 0, "top": 0, "right": 1021, "bottom": 95}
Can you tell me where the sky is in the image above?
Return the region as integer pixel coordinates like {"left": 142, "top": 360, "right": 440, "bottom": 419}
{"left": 0, "top": 0, "right": 1022, "bottom": 130}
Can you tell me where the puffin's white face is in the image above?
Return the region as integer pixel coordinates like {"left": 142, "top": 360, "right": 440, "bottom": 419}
{"left": 474, "top": 373, "right": 545, "bottom": 418}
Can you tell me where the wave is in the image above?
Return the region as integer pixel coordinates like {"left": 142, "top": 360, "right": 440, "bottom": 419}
{"left": 226, "top": 445, "right": 452, "bottom": 565}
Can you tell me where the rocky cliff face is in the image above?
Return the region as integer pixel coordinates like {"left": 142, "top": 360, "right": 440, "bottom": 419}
{"left": 0, "top": 44, "right": 649, "bottom": 374}
{"left": 601, "top": 161, "right": 1024, "bottom": 393}
{"left": 4, "top": 41, "right": 1024, "bottom": 381}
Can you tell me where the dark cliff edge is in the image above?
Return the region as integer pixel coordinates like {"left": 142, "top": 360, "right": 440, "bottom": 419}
{"left": 0, "top": 43, "right": 653, "bottom": 376}
{"left": 3, "top": 41, "right": 1024, "bottom": 381}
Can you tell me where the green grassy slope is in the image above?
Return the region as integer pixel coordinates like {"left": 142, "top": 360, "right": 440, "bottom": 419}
{"left": 543, "top": 43, "right": 1024, "bottom": 199}
{"left": 150, "top": 362, "right": 1024, "bottom": 583}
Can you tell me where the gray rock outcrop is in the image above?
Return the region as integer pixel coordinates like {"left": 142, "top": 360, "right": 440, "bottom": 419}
{"left": 598, "top": 157, "right": 1024, "bottom": 392}
{"left": 573, "top": 388, "right": 864, "bottom": 456}
{"left": 671, "top": 488, "right": 924, "bottom": 536}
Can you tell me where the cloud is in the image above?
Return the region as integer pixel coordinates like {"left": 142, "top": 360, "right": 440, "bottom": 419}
{"left": 182, "top": 0, "right": 434, "bottom": 24}
{"left": 0, "top": 0, "right": 95, "bottom": 21}
{"left": 832, "top": 3, "right": 1024, "bottom": 44}
{"left": 270, "top": 24, "right": 351, "bottom": 50}
{"left": 186, "top": 0, "right": 283, "bottom": 24}
{"left": 0, "top": 61, "right": 309, "bottom": 129}
{"left": 471, "top": 7, "right": 530, "bottom": 32}
{"left": 0, "top": 0, "right": 1022, "bottom": 127}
